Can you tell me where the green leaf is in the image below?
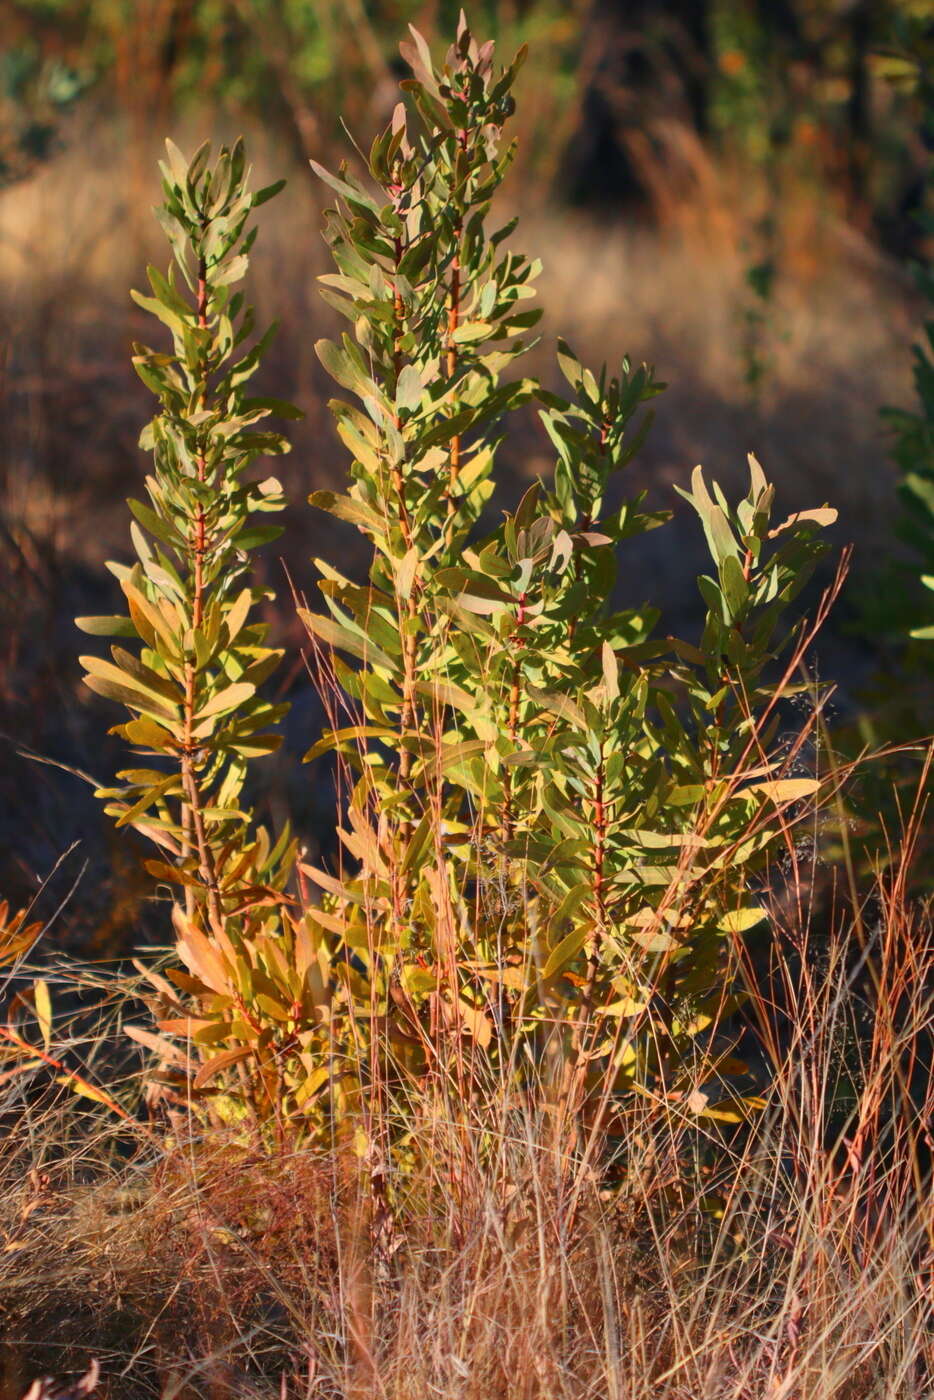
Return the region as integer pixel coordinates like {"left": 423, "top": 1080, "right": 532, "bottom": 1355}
{"left": 541, "top": 921, "right": 591, "bottom": 981}
{"left": 744, "top": 778, "right": 820, "bottom": 803}
{"left": 241, "top": 395, "right": 304, "bottom": 420}
{"left": 82, "top": 673, "right": 178, "bottom": 725}
{"left": 309, "top": 161, "right": 378, "bottom": 215}
{"left": 195, "top": 682, "right": 257, "bottom": 722}
{"left": 309, "top": 490, "right": 387, "bottom": 536}
{"left": 114, "top": 772, "right": 182, "bottom": 827}
{"left": 253, "top": 178, "right": 286, "bottom": 207}
{"left": 224, "top": 588, "right": 253, "bottom": 646}
{"left": 396, "top": 546, "right": 419, "bottom": 601}
{"left": 130, "top": 288, "right": 188, "bottom": 336}
{"left": 395, "top": 365, "right": 424, "bottom": 413}
{"left": 719, "top": 907, "right": 767, "bottom": 933}
{"left": 75, "top": 615, "right": 136, "bottom": 637}
{"left": 298, "top": 608, "right": 397, "bottom": 672}
{"left": 720, "top": 554, "right": 748, "bottom": 620}
{"left": 304, "top": 725, "right": 397, "bottom": 762}
{"left": 452, "top": 320, "right": 493, "bottom": 344}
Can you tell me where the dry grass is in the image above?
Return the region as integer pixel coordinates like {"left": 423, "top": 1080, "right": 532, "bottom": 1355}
{"left": 1, "top": 791, "right": 931, "bottom": 1398}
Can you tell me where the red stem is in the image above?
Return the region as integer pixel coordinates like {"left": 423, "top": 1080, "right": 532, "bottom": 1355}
{"left": 502, "top": 592, "right": 528, "bottom": 840}
{"left": 180, "top": 248, "right": 222, "bottom": 930}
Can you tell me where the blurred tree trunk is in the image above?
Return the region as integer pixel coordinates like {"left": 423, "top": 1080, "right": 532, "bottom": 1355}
{"left": 846, "top": 0, "right": 876, "bottom": 226}
{"left": 561, "top": 0, "right": 713, "bottom": 209}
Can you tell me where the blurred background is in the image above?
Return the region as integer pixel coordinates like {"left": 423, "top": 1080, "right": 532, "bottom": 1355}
{"left": 1, "top": 0, "right": 932, "bottom": 949}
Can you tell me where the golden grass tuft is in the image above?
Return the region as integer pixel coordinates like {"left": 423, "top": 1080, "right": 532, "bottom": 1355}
{"left": 1, "top": 811, "right": 931, "bottom": 1398}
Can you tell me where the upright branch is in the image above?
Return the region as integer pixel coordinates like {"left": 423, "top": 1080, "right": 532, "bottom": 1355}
{"left": 303, "top": 17, "right": 538, "bottom": 885}
{"left": 78, "top": 139, "right": 299, "bottom": 930}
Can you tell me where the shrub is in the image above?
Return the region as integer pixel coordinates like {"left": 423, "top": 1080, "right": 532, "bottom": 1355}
{"left": 76, "top": 17, "right": 838, "bottom": 1175}
{"left": 878, "top": 15, "right": 934, "bottom": 642}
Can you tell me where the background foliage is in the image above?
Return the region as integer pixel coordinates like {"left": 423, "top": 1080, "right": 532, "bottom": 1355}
{"left": 4, "top": 0, "right": 933, "bottom": 231}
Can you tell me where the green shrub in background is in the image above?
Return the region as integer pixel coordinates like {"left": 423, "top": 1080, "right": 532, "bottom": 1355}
{"left": 7, "top": 1, "right": 931, "bottom": 229}
{"left": 878, "top": 15, "right": 934, "bottom": 643}
{"left": 885, "top": 294, "right": 934, "bottom": 643}
{"left": 0, "top": 24, "right": 91, "bottom": 186}
{"left": 829, "top": 15, "right": 933, "bottom": 895}
{"left": 76, "top": 18, "right": 838, "bottom": 1178}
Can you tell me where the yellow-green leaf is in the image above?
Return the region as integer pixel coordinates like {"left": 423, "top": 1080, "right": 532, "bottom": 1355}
{"left": 719, "top": 906, "right": 767, "bottom": 933}
{"left": 746, "top": 778, "right": 820, "bottom": 803}
{"left": 195, "top": 681, "right": 256, "bottom": 721}
{"left": 33, "top": 980, "right": 52, "bottom": 1052}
